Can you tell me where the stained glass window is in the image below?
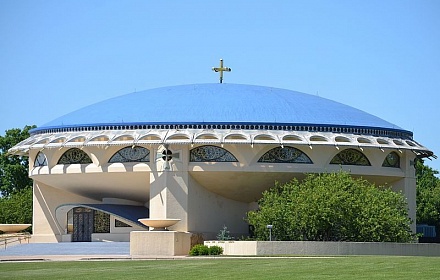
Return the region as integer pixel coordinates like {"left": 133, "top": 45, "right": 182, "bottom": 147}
{"left": 34, "top": 151, "right": 47, "bottom": 167}
{"left": 330, "top": 148, "right": 370, "bottom": 166}
{"left": 382, "top": 151, "right": 400, "bottom": 168}
{"left": 258, "top": 146, "right": 312, "bottom": 163}
{"left": 58, "top": 148, "right": 92, "bottom": 164}
{"left": 190, "top": 145, "right": 238, "bottom": 162}
{"left": 109, "top": 146, "right": 150, "bottom": 163}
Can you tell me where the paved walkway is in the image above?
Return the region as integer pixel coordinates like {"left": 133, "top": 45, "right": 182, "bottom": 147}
{"left": 0, "top": 242, "right": 134, "bottom": 261}
{"left": 0, "top": 242, "right": 344, "bottom": 262}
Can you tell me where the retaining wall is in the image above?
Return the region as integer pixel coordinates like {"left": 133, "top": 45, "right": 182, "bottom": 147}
{"left": 205, "top": 240, "right": 440, "bottom": 256}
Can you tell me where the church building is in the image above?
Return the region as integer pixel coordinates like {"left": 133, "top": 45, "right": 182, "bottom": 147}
{"left": 9, "top": 81, "right": 434, "bottom": 243}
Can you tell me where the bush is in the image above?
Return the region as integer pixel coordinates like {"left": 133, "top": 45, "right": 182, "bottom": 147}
{"left": 247, "top": 171, "right": 415, "bottom": 242}
{"left": 189, "top": 244, "right": 223, "bottom": 256}
{"left": 189, "top": 244, "right": 210, "bottom": 256}
{"left": 208, "top": 245, "right": 223, "bottom": 255}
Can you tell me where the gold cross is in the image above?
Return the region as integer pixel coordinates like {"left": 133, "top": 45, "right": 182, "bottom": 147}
{"left": 212, "top": 59, "right": 231, "bottom": 83}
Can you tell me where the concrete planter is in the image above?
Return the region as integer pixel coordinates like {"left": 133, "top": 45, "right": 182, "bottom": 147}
{"left": 131, "top": 231, "right": 192, "bottom": 256}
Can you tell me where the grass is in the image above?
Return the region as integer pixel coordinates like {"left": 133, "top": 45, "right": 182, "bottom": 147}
{"left": 1, "top": 256, "right": 439, "bottom": 280}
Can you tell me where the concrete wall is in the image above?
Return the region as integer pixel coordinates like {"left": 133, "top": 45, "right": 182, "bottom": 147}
{"left": 131, "top": 231, "right": 192, "bottom": 256}
{"left": 205, "top": 241, "right": 440, "bottom": 256}
{"left": 187, "top": 174, "right": 250, "bottom": 239}
{"left": 28, "top": 143, "right": 418, "bottom": 243}
{"left": 32, "top": 181, "right": 100, "bottom": 243}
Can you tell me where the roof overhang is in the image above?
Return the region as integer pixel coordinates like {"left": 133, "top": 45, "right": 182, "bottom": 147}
{"left": 9, "top": 128, "right": 435, "bottom": 159}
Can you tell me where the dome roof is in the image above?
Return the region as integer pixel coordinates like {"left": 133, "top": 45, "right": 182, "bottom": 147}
{"left": 34, "top": 83, "right": 409, "bottom": 136}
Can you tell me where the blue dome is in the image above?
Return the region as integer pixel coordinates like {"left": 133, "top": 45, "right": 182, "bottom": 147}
{"left": 34, "top": 83, "right": 409, "bottom": 136}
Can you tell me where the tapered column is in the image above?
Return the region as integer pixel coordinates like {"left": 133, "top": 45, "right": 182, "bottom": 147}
{"left": 392, "top": 152, "right": 417, "bottom": 233}
{"left": 149, "top": 170, "right": 189, "bottom": 232}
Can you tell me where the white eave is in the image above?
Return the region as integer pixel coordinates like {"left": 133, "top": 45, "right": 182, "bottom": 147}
{"left": 8, "top": 128, "right": 435, "bottom": 158}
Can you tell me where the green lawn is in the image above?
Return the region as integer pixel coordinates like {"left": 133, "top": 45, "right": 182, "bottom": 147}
{"left": 1, "top": 256, "right": 438, "bottom": 280}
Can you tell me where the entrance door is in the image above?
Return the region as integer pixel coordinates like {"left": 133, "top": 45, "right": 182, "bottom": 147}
{"left": 72, "top": 207, "right": 94, "bottom": 242}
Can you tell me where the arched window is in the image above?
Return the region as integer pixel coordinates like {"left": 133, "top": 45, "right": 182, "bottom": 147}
{"left": 382, "top": 152, "right": 400, "bottom": 168}
{"left": 108, "top": 146, "right": 150, "bottom": 163}
{"left": 190, "top": 145, "right": 238, "bottom": 162}
{"left": 330, "top": 148, "right": 370, "bottom": 166}
{"left": 258, "top": 146, "right": 312, "bottom": 164}
{"left": 34, "top": 151, "right": 48, "bottom": 167}
{"left": 58, "top": 148, "right": 92, "bottom": 164}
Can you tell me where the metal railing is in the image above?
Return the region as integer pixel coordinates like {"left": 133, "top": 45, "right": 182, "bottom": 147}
{"left": 0, "top": 233, "right": 31, "bottom": 250}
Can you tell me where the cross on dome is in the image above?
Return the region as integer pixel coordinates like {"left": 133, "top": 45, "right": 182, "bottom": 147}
{"left": 212, "top": 59, "right": 231, "bottom": 83}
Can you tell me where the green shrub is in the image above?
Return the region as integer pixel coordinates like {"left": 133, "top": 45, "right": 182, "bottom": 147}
{"left": 208, "top": 245, "right": 223, "bottom": 255}
{"left": 189, "top": 244, "right": 210, "bottom": 256}
{"left": 247, "top": 171, "right": 415, "bottom": 242}
{"left": 189, "top": 244, "right": 223, "bottom": 256}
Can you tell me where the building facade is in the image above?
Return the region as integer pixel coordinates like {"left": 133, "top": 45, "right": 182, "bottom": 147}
{"left": 9, "top": 83, "right": 433, "bottom": 242}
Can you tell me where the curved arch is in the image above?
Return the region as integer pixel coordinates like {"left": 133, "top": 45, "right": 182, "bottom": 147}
{"left": 190, "top": 145, "right": 238, "bottom": 162}
{"left": 258, "top": 146, "right": 313, "bottom": 164}
{"left": 139, "top": 134, "right": 161, "bottom": 141}
{"left": 67, "top": 136, "right": 86, "bottom": 143}
{"left": 377, "top": 138, "right": 389, "bottom": 145}
{"left": 335, "top": 136, "right": 351, "bottom": 143}
{"left": 310, "top": 135, "right": 328, "bottom": 142}
{"left": 254, "top": 134, "right": 276, "bottom": 141}
{"left": 382, "top": 151, "right": 400, "bottom": 168}
{"left": 89, "top": 135, "right": 110, "bottom": 142}
{"left": 330, "top": 148, "right": 371, "bottom": 166}
{"left": 113, "top": 135, "right": 134, "bottom": 141}
{"left": 166, "top": 134, "right": 191, "bottom": 141}
{"left": 224, "top": 133, "right": 247, "bottom": 140}
{"left": 195, "top": 133, "right": 219, "bottom": 140}
{"left": 50, "top": 137, "right": 66, "bottom": 144}
{"left": 36, "top": 138, "right": 50, "bottom": 144}
{"left": 109, "top": 146, "right": 150, "bottom": 163}
{"left": 34, "top": 151, "right": 48, "bottom": 167}
{"left": 405, "top": 140, "right": 417, "bottom": 147}
{"left": 357, "top": 137, "right": 372, "bottom": 144}
{"left": 56, "top": 204, "right": 149, "bottom": 231}
{"left": 282, "top": 135, "right": 302, "bottom": 141}
{"left": 58, "top": 148, "right": 93, "bottom": 164}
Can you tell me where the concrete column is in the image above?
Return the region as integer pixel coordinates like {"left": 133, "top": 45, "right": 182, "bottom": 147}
{"left": 392, "top": 151, "right": 417, "bottom": 233}
{"left": 148, "top": 170, "right": 189, "bottom": 232}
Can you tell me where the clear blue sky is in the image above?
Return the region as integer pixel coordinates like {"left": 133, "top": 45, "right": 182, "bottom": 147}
{"left": 1, "top": 1, "right": 439, "bottom": 171}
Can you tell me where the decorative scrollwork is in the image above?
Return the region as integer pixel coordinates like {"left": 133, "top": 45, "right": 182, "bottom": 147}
{"left": 382, "top": 151, "right": 400, "bottom": 168}
{"left": 58, "top": 148, "right": 92, "bottom": 164}
{"left": 94, "top": 210, "right": 110, "bottom": 233}
{"left": 190, "top": 145, "right": 238, "bottom": 162}
{"left": 258, "top": 146, "right": 312, "bottom": 163}
{"left": 330, "top": 148, "right": 370, "bottom": 166}
{"left": 109, "top": 146, "right": 150, "bottom": 163}
{"left": 34, "top": 151, "right": 48, "bottom": 167}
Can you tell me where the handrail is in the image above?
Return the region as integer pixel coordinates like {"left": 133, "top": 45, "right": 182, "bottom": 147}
{"left": 0, "top": 233, "right": 31, "bottom": 250}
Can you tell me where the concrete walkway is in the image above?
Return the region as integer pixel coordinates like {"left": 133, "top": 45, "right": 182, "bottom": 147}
{"left": 0, "top": 242, "right": 134, "bottom": 261}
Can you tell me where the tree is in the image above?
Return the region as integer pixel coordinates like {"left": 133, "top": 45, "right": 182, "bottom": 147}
{"left": 416, "top": 160, "right": 440, "bottom": 233}
{"left": 0, "top": 125, "right": 35, "bottom": 197}
{"left": 247, "top": 172, "right": 414, "bottom": 242}
{"left": 0, "top": 126, "right": 35, "bottom": 227}
{"left": 0, "top": 186, "right": 32, "bottom": 224}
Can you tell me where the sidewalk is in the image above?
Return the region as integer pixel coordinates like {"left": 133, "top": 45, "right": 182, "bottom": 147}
{"left": 0, "top": 242, "right": 132, "bottom": 261}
